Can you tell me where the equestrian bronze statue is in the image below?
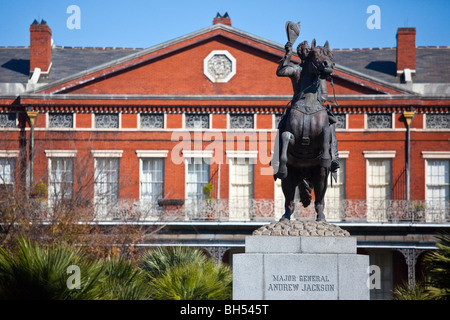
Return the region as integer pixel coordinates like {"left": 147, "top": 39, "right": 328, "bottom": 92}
{"left": 273, "top": 21, "right": 339, "bottom": 222}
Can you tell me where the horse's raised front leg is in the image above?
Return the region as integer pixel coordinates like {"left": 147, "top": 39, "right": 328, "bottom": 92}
{"left": 276, "top": 131, "right": 294, "bottom": 180}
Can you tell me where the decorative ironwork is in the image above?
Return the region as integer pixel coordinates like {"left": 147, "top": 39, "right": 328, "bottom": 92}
{"left": 185, "top": 114, "right": 209, "bottom": 129}
{"left": 397, "top": 248, "right": 424, "bottom": 288}
{"left": 95, "top": 113, "right": 119, "bottom": 129}
{"left": 204, "top": 246, "right": 230, "bottom": 263}
{"left": 0, "top": 113, "right": 16, "bottom": 128}
{"left": 335, "top": 113, "right": 346, "bottom": 129}
{"left": 140, "top": 114, "right": 164, "bottom": 129}
{"left": 48, "top": 113, "right": 73, "bottom": 128}
{"left": 230, "top": 114, "right": 254, "bottom": 129}
{"left": 367, "top": 114, "right": 392, "bottom": 129}
{"left": 26, "top": 198, "right": 450, "bottom": 223}
{"left": 426, "top": 114, "right": 450, "bottom": 129}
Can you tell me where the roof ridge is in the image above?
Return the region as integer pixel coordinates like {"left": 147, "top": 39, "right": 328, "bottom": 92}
{"left": 53, "top": 45, "right": 143, "bottom": 50}
{"left": 416, "top": 45, "right": 450, "bottom": 49}
{"left": 0, "top": 46, "right": 30, "bottom": 49}
{"left": 333, "top": 45, "right": 450, "bottom": 51}
{"left": 332, "top": 47, "right": 395, "bottom": 51}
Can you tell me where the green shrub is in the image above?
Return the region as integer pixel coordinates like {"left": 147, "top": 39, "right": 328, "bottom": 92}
{"left": 0, "top": 239, "right": 232, "bottom": 300}
{"left": 142, "top": 247, "right": 232, "bottom": 300}
{"left": 101, "top": 257, "right": 150, "bottom": 300}
{"left": 142, "top": 246, "right": 207, "bottom": 279}
{"left": 0, "top": 237, "right": 104, "bottom": 300}
{"left": 393, "top": 281, "right": 435, "bottom": 300}
{"left": 423, "top": 232, "right": 450, "bottom": 300}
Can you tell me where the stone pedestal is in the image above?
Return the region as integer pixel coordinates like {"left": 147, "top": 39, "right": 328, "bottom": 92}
{"left": 233, "top": 222, "right": 370, "bottom": 300}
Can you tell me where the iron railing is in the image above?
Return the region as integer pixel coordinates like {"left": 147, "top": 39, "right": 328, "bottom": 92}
{"left": 93, "top": 199, "right": 449, "bottom": 223}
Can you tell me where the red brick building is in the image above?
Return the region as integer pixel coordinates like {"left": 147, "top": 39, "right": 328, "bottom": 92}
{"left": 0, "top": 16, "right": 449, "bottom": 299}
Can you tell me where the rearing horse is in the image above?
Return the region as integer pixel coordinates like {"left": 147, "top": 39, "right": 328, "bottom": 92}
{"left": 274, "top": 39, "right": 335, "bottom": 222}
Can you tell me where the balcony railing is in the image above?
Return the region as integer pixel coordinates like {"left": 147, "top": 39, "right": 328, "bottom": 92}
{"left": 94, "top": 199, "right": 450, "bottom": 224}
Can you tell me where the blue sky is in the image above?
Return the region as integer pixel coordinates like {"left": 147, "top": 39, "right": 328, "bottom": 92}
{"left": 0, "top": 0, "right": 449, "bottom": 49}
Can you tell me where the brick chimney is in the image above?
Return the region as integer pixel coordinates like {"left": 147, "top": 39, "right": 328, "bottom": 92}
{"left": 396, "top": 27, "right": 416, "bottom": 79}
{"left": 29, "top": 19, "right": 52, "bottom": 75}
{"left": 213, "top": 12, "right": 231, "bottom": 26}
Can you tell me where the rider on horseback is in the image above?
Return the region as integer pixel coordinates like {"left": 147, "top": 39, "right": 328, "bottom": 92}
{"left": 275, "top": 40, "right": 340, "bottom": 177}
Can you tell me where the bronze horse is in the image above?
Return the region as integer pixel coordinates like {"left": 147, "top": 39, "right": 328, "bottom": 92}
{"left": 274, "top": 39, "right": 337, "bottom": 222}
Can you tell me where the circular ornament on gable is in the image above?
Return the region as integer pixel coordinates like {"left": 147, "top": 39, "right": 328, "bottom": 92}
{"left": 203, "top": 50, "right": 236, "bottom": 83}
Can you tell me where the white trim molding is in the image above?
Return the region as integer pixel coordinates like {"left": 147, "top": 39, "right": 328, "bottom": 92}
{"left": 363, "top": 150, "right": 396, "bottom": 159}
{"left": 44, "top": 150, "right": 77, "bottom": 158}
{"left": 225, "top": 150, "right": 258, "bottom": 159}
{"left": 226, "top": 150, "right": 258, "bottom": 164}
{"left": 136, "top": 150, "right": 169, "bottom": 158}
{"left": 338, "top": 151, "right": 350, "bottom": 159}
{"left": 421, "top": 151, "right": 450, "bottom": 159}
{"left": 91, "top": 150, "right": 123, "bottom": 158}
{"left": 0, "top": 150, "right": 20, "bottom": 158}
{"left": 182, "top": 150, "right": 214, "bottom": 158}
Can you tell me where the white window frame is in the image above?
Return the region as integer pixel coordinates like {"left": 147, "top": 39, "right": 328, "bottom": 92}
{"left": 92, "top": 113, "right": 121, "bottom": 130}
{"left": 365, "top": 113, "right": 395, "bottom": 131}
{"left": 182, "top": 150, "right": 213, "bottom": 220}
{"left": 324, "top": 151, "right": 349, "bottom": 221}
{"left": 183, "top": 113, "right": 211, "bottom": 130}
{"left": 228, "top": 114, "right": 256, "bottom": 130}
{"left": 0, "top": 150, "right": 19, "bottom": 185}
{"left": 46, "top": 112, "right": 76, "bottom": 130}
{"left": 0, "top": 112, "right": 18, "bottom": 130}
{"left": 334, "top": 113, "right": 349, "bottom": 131}
{"left": 91, "top": 150, "right": 122, "bottom": 219}
{"left": 136, "top": 150, "right": 168, "bottom": 220}
{"left": 226, "top": 150, "right": 257, "bottom": 220}
{"left": 422, "top": 151, "right": 450, "bottom": 222}
{"left": 364, "top": 151, "right": 396, "bottom": 221}
{"left": 45, "top": 150, "right": 77, "bottom": 205}
{"left": 183, "top": 150, "right": 213, "bottom": 200}
{"left": 137, "top": 113, "right": 166, "bottom": 130}
{"left": 423, "top": 114, "right": 450, "bottom": 131}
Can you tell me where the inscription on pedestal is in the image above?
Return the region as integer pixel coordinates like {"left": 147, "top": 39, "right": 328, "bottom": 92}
{"left": 263, "top": 254, "right": 338, "bottom": 300}
{"left": 268, "top": 274, "right": 335, "bottom": 292}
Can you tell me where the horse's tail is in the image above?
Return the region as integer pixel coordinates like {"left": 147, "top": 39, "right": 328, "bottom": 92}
{"left": 299, "top": 179, "right": 313, "bottom": 208}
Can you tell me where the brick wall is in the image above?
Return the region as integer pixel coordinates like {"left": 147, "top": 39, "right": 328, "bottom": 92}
{"left": 11, "top": 107, "right": 445, "bottom": 206}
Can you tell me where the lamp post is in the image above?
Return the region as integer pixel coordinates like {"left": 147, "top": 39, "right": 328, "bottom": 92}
{"left": 403, "top": 109, "right": 415, "bottom": 201}
{"left": 26, "top": 111, "right": 39, "bottom": 193}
